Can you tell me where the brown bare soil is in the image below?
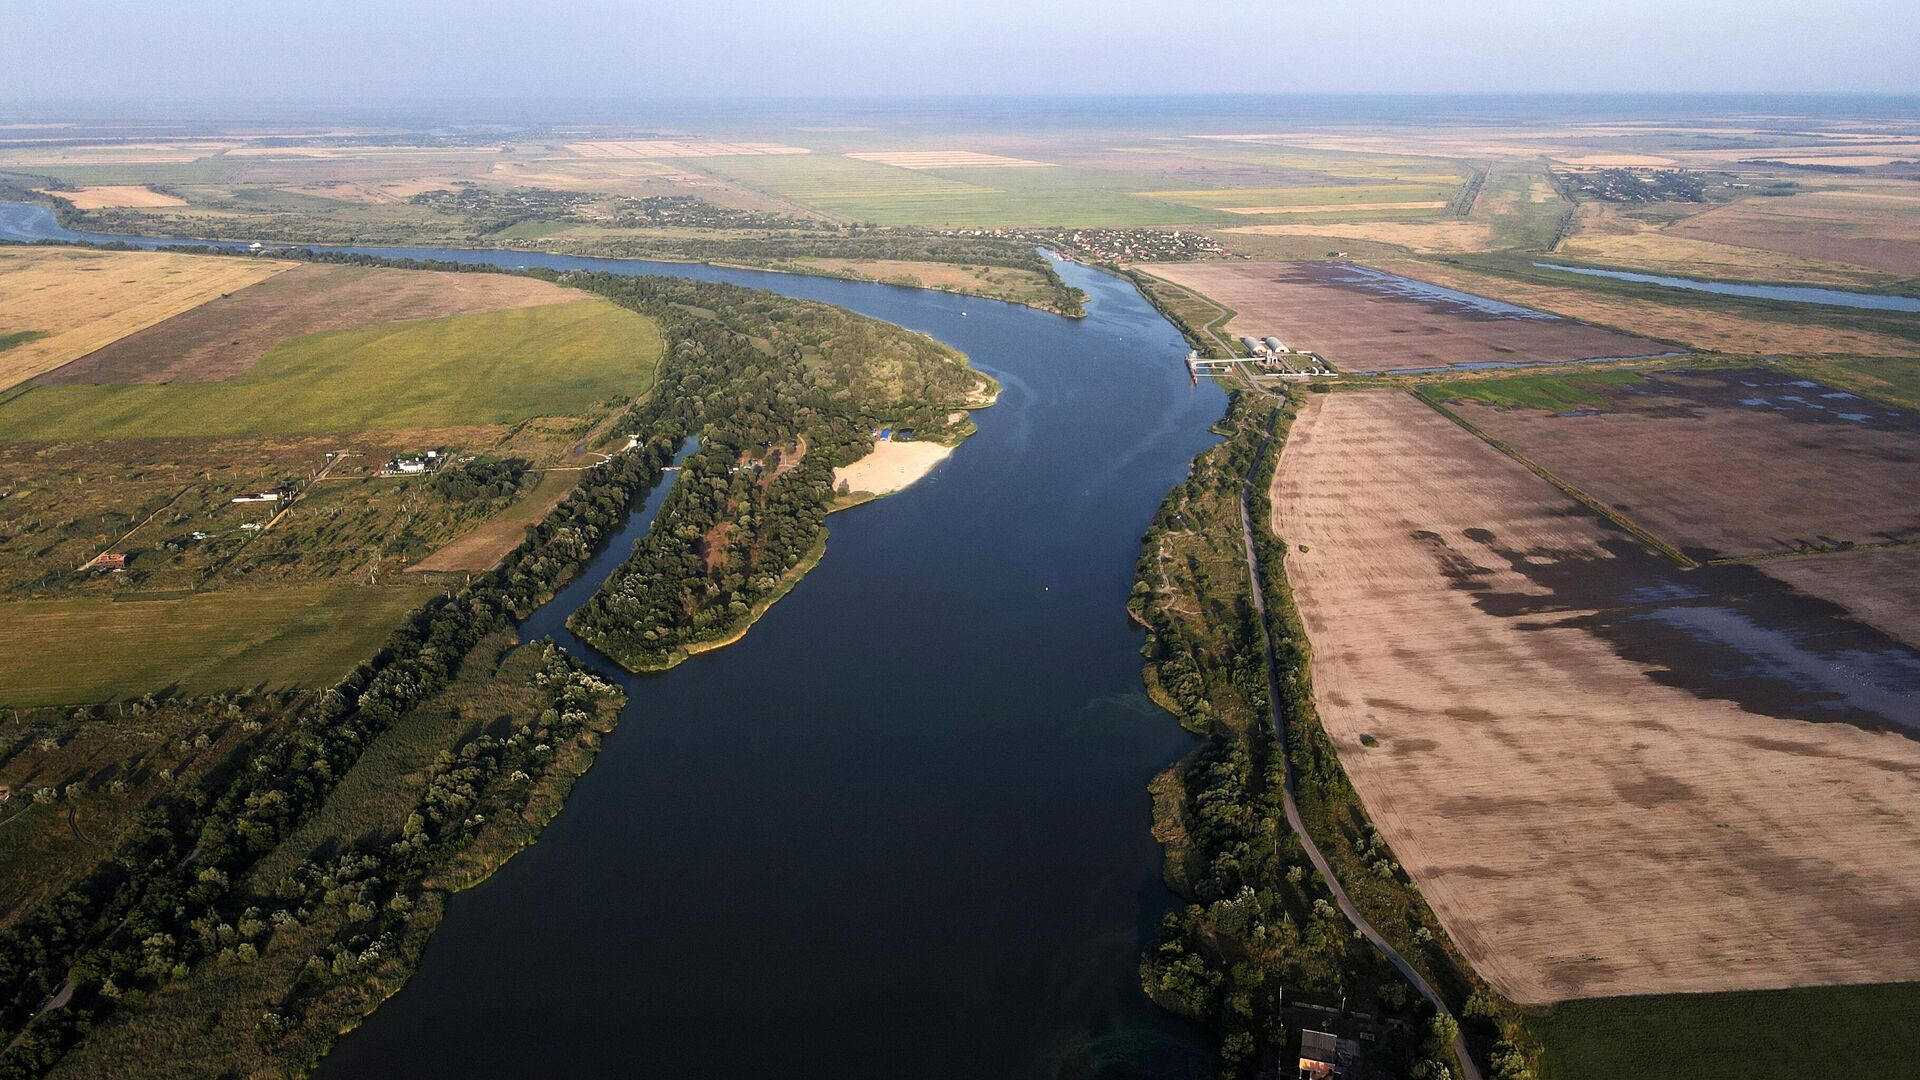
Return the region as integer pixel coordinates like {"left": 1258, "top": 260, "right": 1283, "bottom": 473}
{"left": 0, "top": 246, "right": 290, "bottom": 391}
{"left": 37, "top": 264, "right": 586, "bottom": 385}
{"left": 1443, "top": 368, "right": 1920, "bottom": 560}
{"left": 1765, "top": 547, "right": 1920, "bottom": 650}
{"left": 1386, "top": 258, "right": 1920, "bottom": 357}
{"left": 1668, "top": 191, "right": 1920, "bottom": 277}
{"left": 1273, "top": 391, "right": 1920, "bottom": 1005}
{"left": 1142, "top": 260, "right": 1666, "bottom": 372}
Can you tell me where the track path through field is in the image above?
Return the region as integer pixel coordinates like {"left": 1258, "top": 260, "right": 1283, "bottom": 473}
{"left": 1236, "top": 393, "right": 1483, "bottom": 1080}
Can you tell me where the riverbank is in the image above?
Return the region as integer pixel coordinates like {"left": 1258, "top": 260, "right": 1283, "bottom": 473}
{"left": 9, "top": 196, "right": 1087, "bottom": 317}
{"left": 1131, "top": 387, "right": 1496, "bottom": 1079}
{"left": 0, "top": 216, "right": 1221, "bottom": 1078}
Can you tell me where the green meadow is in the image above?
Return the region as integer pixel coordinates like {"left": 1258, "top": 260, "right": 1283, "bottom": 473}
{"left": 0, "top": 300, "right": 661, "bottom": 439}
{"left": 1535, "top": 983, "right": 1920, "bottom": 1080}
{"left": 1418, "top": 368, "right": 1651, "bottom": 410}
{"left": 694, "top": 154, "right": 1239, "bottom": 227}
{"left": 0, "top": 584, "right": 437, "bottom": 706}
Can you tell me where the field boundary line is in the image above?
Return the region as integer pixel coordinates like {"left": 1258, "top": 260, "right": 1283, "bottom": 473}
{"left": 1415, "top": 394, "right": 1700, "bottom": 569}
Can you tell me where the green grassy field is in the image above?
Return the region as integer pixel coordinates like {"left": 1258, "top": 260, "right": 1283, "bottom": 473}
{"left": 694, "top": 154, "right": 1234, "bottom": 226}
{"left": 0, "top": 300, "right": 661, "bottom": 440}
{"left": 0, "top": 584, "right": 436, "bottom": 705}
{"left": 1415, "top": 368, "right": 1652, "bottom": 410}
{"left": 1786, "top": 356, "right": 1920, "bottom": 409}
{"left": 1534, "top": 983, "right": 1920, "bottom": 1080}
{"left": 1142, "top": 182, "right": 1460, "bottom": 210}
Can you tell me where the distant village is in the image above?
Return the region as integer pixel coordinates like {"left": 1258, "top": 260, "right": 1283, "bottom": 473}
{"left": 941, "top": 226, "right": 1226, "bottom": 264}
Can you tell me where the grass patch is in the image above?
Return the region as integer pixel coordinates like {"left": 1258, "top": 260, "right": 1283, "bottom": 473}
{"left": 0, "top": 330, "right": 46, "bottom": 353}
{"left": 1534, "top": 983, "right": 1920, "bottom": 1080}
{"left": 0, "top": 584, "right": 436, "bottom": 705}
{"left": 1415, "top": 368, "right": 1650, "bottom": 410}
{"left": 0, "top": 300, "right": 661, "bottom": 440}
{"left": 1784, "top": 356, "right": 1920, "bottom": 410}
{"left": 696, "top": 154, "right": 1234, "bottom": 227}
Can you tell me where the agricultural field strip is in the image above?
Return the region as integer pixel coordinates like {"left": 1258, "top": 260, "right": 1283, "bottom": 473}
{"left": 1138, "top": 260, "right": 1668, "bottom": 372}
{"left": 1273, "top": 390, "right": 1920, "bottom": 1004}
{"left": 1427, "top": 368, "right": 1920, "bottom": 562}
{"left": 40, "top": 263, "right": 595, "bottom": 385}
{"left": 0, "top": 246, "right": 292, "bottom": 391}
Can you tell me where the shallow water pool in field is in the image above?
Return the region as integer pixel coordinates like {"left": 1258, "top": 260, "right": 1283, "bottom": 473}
{"left": 1533, "top": 261, "right": 1920, "bottom": 313}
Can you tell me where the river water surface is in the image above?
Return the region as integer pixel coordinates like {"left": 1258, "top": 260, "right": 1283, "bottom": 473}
{"left": 0, "top": 205, "right": 1221, "bottom": 1076}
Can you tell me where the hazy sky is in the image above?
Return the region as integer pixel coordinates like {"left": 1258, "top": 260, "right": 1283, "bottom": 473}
{"left": 5, "top": 0, "right": 1917, "bottom": 101}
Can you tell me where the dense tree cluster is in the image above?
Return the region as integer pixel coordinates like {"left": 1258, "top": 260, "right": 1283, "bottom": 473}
{"left": 429, "top": 456, "right": 530, "bottom": 502}
{"left": 560, "top": 270, "right": 987, "bottom": 670}
{"left": 407, "top": 185, "right": 822, "bottom": 233}
{"left": 0, "top": 424, "right": 678, "bottom": 1077}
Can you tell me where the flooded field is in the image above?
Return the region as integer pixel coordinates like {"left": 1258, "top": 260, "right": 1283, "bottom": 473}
{"left": 1441, "top": 367, "right": 1920, "bottom": 560}
{"left": 1534, "top": 262, "right": 1920, "bottom": 313}
{"left": 1273, "top": 390, "right": 1920, "bottom": 1005}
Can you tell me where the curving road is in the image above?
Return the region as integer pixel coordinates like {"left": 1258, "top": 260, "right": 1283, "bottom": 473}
{"left": 1236, "top": 400, "right": 1484, "bottom": 1080}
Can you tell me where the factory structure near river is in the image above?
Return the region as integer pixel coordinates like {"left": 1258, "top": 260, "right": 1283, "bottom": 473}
{"left": 1184, "top": 336, "right": 1334, "bottom": 381}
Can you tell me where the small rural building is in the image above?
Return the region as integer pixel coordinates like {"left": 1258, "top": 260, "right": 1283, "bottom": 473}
{"left": 94, "top": 553, "right": 128, "bottom": 571}
{"left": 384, "top": 450, "right": 442, "bottom": 475}
{"left": 1297, "top": 1029, "right": 1339, "bottom": 1079}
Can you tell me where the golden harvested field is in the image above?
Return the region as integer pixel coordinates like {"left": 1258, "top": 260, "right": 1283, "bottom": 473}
{"left": 38, "top": 185, "right": 186, "bottom": 208}
{"left": 1440, "top": 368, "right": 1920, "bottom": 560}
{"left": 1274, "top": 390, "right": 1920, "bottom": 1005}
{"left": 38, "top": 262, "right": 591, "bottom": 384}
{"left": 1558, "top": 204, "right": 1903, "bottom": 288}
{"left": 1220, "top": 220, "right": 1496, "bottom": 253}
{"left": 846, "top": 150, "right": 1056, "bottom": 169}
{"left": 1383, "top": 258, "right": 1920, "bottom": 356}
{"left": 0, "top": 246, "right": 291, "bottom": 391}
{"left": 1666, "top": 191, "right": 1920, "bottom": 277}
{"left": 1764, "top": 547, "right": 1920, "bottom": 650}
{"left": 275, "top": 177, "right": 461, "bottom": 203}
{"left": 0, "top": 141, "right": 236, "bottom": 166}
{"left": 1142, "top": 260, "right": 1664, "bottom": 372}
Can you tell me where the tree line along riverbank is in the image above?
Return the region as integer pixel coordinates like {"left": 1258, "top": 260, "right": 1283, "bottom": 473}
{"left": 1130, "top": 387, "right": 1535, "bottom": 1080}
{"left": 0, "top": 261, "right": 992, "bottom": 1077}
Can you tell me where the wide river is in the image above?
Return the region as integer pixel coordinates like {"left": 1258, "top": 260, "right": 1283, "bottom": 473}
{"left": 0, "top": 204, "right": 1221, "bottom": 1077}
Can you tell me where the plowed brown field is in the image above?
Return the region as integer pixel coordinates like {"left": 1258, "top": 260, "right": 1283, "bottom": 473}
{"left": 1273, "top": 390, "right": 1920, "bottom": 1004}
{"left": 1143, "top": 260, "right": 1667, "bottom": 372}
